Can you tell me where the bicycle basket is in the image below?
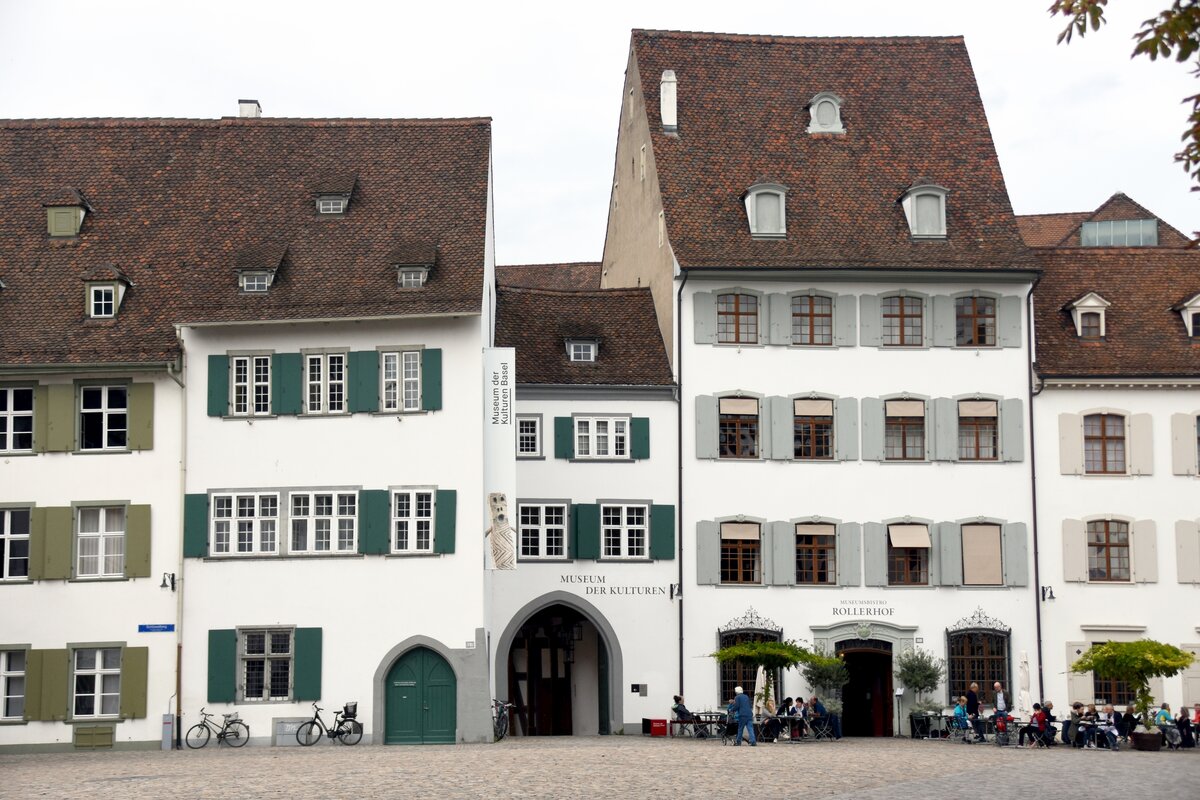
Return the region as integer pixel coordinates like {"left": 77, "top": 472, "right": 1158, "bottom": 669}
{"left": 343, "top": 702, "right": 357, "bottom": 719}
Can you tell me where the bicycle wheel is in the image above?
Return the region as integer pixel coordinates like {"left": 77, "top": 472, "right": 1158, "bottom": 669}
{"left": 337, "top": 720, "right": 363, "bottom": 745}
{"left": 296, "top": 721, "right": 322, "bottom": 746}
{"left": 185, "top": 723, "right": 211, "bottom": 749}
{"left": 224, "top": 721, "right": 250, "bottom": 747}
{"left": 494, "top": 711, "right": 509, "bottom": 740}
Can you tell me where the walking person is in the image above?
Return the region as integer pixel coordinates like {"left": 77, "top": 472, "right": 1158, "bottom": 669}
{"left": 732, "top": 686, "right": 756, "bottom": 746}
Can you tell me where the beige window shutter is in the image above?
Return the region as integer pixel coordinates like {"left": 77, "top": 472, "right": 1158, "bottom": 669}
{"left": 1128, "top": 413, "right": 1154, "bottom": 475}
{"left": 1171, "top": 413, "right": 1198, "bottom": 476}
{"left": 1132, "top": 520, "right": 1158, "bottom": 583}
{"left": 1062, "top": 519, "right": 1087, "bottom": 582}
{"left": 962, "top": 524, "right": 1002, "bottom": 585}
{"left": 1176, "top": 521, "right": 1200, "bottom": 584}
{"left": 1058, "top": 413, "right": 1084, "bottom": 475}
{"left": 1065, "top": 642, "right": 1094, "bottom": 704}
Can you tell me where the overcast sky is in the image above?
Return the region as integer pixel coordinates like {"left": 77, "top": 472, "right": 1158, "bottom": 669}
{"left": 1, "top": 0, "right": 1195, "bottom": 264}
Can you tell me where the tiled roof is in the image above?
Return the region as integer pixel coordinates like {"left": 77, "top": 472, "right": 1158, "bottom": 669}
{"left": 1015, "top": 212, "right": 1090, "bottom": 248}
{"left": 497, "top": 262, "right": 602, "bottom": 290}
{"left": 632, "top": 30, "right": 1033, "bottom": 271}
{"left": 1017, "top": 194, "right": 1192, "bottom": 249}
{"left": 0, "top": 116, "right": 490, "bottom": 366}
{"left": 495, "top": 286, "right": 672, "bottom": 386}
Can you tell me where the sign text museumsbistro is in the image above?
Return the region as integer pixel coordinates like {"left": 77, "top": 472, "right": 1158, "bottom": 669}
{"left": 831, "top": 600, "right": 895, "bottom": 617}
{"left": 560, "top": 575, "right": 668, "bottom": 596}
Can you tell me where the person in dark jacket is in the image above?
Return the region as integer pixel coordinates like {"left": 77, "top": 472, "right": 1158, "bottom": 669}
{"left": 966, "top": 682, "right": 983, "bottom": 738}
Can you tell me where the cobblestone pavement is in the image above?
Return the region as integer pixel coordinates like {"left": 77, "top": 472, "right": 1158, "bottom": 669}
{"left": 2, "top": 737, "right": 1197, "bottom": 800}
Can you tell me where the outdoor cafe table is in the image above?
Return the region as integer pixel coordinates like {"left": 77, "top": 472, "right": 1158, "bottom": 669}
{"left": 693, "top": 711, "right": 726, "bottom": 738}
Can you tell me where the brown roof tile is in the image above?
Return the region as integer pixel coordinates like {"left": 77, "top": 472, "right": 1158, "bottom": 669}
{"left": 495, "top": 286, "right": 672, "bottom": 386}
{"left": 0, "top": 116, "right": 490, "bottom": 366}
{"left": 497, "top": 262, "right": 602, "bottom": 290}
{"left": 632, "top": 30, "right": 1034, "bottom": 271}
{"left": 1015, "top": 212, "right": 1090, "bottom": 248}
{"left": 1019, "top": 194, "right": 1193, "bottom": 249}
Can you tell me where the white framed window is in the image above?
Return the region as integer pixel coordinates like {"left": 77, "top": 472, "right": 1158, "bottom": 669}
{"left": 1067, "top": 292, "right": 1111, "bottom": 339}
{"left": 211, "top": 493, "right": 279, "bottom": 556}
{"left": 1081, "top": 219, "right": 1157, "bottom": 247}
{"left": 0, "top": 508, "right": 31, "bottom": 581}
{"left": 89, "top": 284, "right": 115, "bottom": 318}
{"left": 0, "top": 387, "right": 34, "bottom": 452}
{"left": 239, "top": 272, "right": 272, "bottom": 293}
{"left": 397, "top": 268, "right": 429, "bottom": 288}
{"left": 806, "top": 92, "right": 845, "bottom": 134}
{"left": 381, "top": 350, "right": 421, "bottom": 412}
{"left": 901, "top": 186, "right": 948, "bottom": 238}
{"left": 392, "top": 489, "right": 434, "bottom": 553}
{"left": 72, "top": 647, "right": 120, "bottom": 718}
{"left": 567, "top": 340, "right": 597, "bottom": 362}
{"left": 517, "top": 415, "right": 542, "bottom": 457}
{"left": 743, "top": 183, "right": 787, "bottom": 238}
{"left": 304, "top": 352, "right": 347, "bottom": 414}
{"left": 574, "top": 416, "right": 628, "bottom": 459}
{"left": 79, "top": 385, "right": 127, "bottom": 450}
{"left": 518, "top": 503, "right": 567, "bottom": 560}
{"left": 289, "top": 492, "right": 357, "bottom": 554}
{"left": 231, "top": 355, "right": 271, "bottom": 416}
{"left": 240, "top": 628, "right": 292, "bottom": 702}
{"left": 601, "top": 504, "right": 647, "bottom": 560}
{"left": 1, "top": 650, "right": 25, "bottom": 719}
{"left": 76, "top": 506, "right": 125, "bottom": 578}
{"left": 317, "top": 197, "right": 346, "bottom": 215}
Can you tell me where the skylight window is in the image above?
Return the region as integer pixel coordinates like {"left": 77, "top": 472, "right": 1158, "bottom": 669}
{"left": 1081, "top": 219, "right": 1158, "bottom": 247}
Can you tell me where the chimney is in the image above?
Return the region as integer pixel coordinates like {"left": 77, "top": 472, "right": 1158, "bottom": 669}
{"left": 659, "top": 70, "right": 677, "bottom": 133}
{"left": 238, "top": 99, "right": 262, "bottom": 118}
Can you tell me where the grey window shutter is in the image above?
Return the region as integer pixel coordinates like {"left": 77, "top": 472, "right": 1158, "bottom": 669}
{"left": 1000, "top": 398, "right": 1025, "bottom": 462}
{"left": 863, "top": 522, "right": 887, "bottom": 586}
{"left": 932, "top": 295, "right": 955, "bottom": 347}
{"left": 928, "top": 522, "right": 942, "bottom": 585}
{"left": 1133, "top": 519, "right": 1158, "bottom": 583}
{"left": 835, "top": 397, "right": 858, "bottom": 461}
{"left": 932, "top": 398, "right": 957, "bottom": 461}
{"left": 758, "top": 400, "right": 772, "bottom": 460}
{"left": 1176, "top": 520, "right": 1200, "bottom": 584}
{"left": 694, "top": 395, "right": 718, "bottom": 459}
{"left": 1129, "top": 413, "right": 1154, "bottom": 475}
{"left": 837, "top": 523, "right": 861, "bottom": 586}
{"left": 834, "top": 295, "right": 856, "bottom": 346}
{"left": 758, "top": 293, "right": 771, "bottom": 345}
{"left": 921, "top": 297, "right": 933, "bottom": 347}
{"left": 859, "top": 294, "right": 880, "bottom": 347}
{"left": 768, "top": 294, "right": 791, "bottom": 345}
{"left": 696, "top": 521, "right": 720, "bottom": 585}
{"left": 860, "top": 398, "right": 884, "bottom": 461}
{"left": 770, "top": 521, "right": 794, "bottom": 586}
{"left": 1171, "top": 413, "right": 1198, "bottom": 475}
{"left": 693, "top": 292, "right": 717, "bottom": 344}
{"left": 937, "top": 522, "right": 962, "bottom": 586}
{"left": 769, "top": 397, "right": 791, "bottom": 460}
{"left": 998, "top": 295, "right": 1022, "bottom": 347}
{"left": 1058, "top": 414, "right": 1084, "bottom": 475}
{"left": 1002, "top": 522, "right": 1028, "bottom": 587}
{"left": 923, "top": 400, "right": 935, "bottom": 460}
{"left": 1062, "top": 519, "right": 1087, "bottom": 582}
{"left": 1065, "top": 642, "right": 1093, "bottom": 704}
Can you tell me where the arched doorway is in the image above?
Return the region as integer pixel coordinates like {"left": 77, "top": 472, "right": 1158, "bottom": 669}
{"left": 384, "top": 646, "right": 456, "bottom": 744}
{"left": 836, "top": 639, "right": 893, "bottom": 737}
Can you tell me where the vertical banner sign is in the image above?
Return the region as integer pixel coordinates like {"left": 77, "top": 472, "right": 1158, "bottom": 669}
{"left": 483, "top": 347, "right": 517, "bottom": 569}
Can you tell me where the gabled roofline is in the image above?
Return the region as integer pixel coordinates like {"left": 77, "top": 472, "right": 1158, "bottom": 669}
{"left": 1049, "top": 192, "right": 1192, "bottom": 248}
{"left": 175, "top": 310, "right": 480, "bottom": 329}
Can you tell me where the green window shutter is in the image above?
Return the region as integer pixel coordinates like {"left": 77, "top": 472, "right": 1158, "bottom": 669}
{"left": 1003, "top": 522, "right": 1029, "bottom": 587}
{"left": 183, "top": 494, "right": 209, "bottom": 558}
{"left": 127, "top": 383, "right": 154, "bottom": 451}
{"left": 573, "top": 504, "right": 600, "bottom": 560}
{"left": 42, "top": 506, "right": 73, "bottom": 580}
{"left": 348, "top": 351, "right": 380, "bottom": 413}
{"left": 124, "top": 504, "right": 152, "bottom": 578}
{"left": 835, "top": 397, "right": 858, "bottom": 461}
{"left": 833, "top": 295, "right": 857, "bottom": 346}
{"left": 30, "top": 648, "right": 69, "bottom": 721}
{"left": 358, "top": 489, "right": 390, "bottom": 555}
{"left": 45, "top": 383, "right": 76, "bottom": 452}
{"left": 433, "top": 489, "right": 457, "bottom": 554}
{"left": 836, "top": 523, "right": 861, "bottom": 587}
{"left": 119, "top": 647, "right": 149, "bottom": 719}
{"left": 207, "top": 355, "right": 229, "bottom": 417}
{"left": 207, "top": 629, "right": 236, "bottom": 703}
{"left": 33, "top": 384, "right": 49, "bottom": 453}
{"left": 694, "top": 395, "right": 718, "bottom": 460}
{"left": 937, "top": 522, "right": 962, "bottom": 586}
{"left": 692, "top": 292, "right": 716, "bottom": 344}
{"left": 860, "top": 398, "right": 884, "bottom": 461}
{"left": 631, "top": 418, "right": 650, "bottom": 460}
{"left": 293, "top": 628, "right": 323, "bottom": 702}
{"left": 695, "top": 521, "right": 719, "bottom": 585}
{"left": 421, "top": 348, "right": 442, "bottom": 411}
{"left": 931, "top": 295, "right": 955, "bottom": 347}
{"left": 554, "top": 417, "right": 574, "bottom": 459}
{"left": 768, "top": 397, "right": 791, "bottom": 460}
{"left": 863, "top": 522, "right": 887, "bottom": 586}
{"left": 998, "top": 295, "right": 1022, "bottom": 348}
{"left": 28, "top": 508, "right": 46, "bottom": 580}
{"left": 767, "top": 293, "right": 790, "bottom": 345}
{"left": 770, "top": 521, "right": 794, "bottom": 586}
{"left": 649, "top": 504, "right": 675, "bottom": 560}
{"left": 271, "top": 353, "right": 302, "bottom": 415}
{"left": 859, "top": 294, "right": 881, "bottom": 347}
{"left": 932, "top": 398, "right": 957, "bottom": 462}
{"left": 1000, "top": 398, "right": 1025, "bottom": 462}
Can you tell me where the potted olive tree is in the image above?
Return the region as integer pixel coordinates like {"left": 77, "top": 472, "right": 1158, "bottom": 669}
{"left": 894, "top": 646, "right": 945, "bottom": 738}
{"left": 710, "top": 640, "right": 814, "bottom": 712}
{"left": 1070, "top": 640, "right": 1194, "bottom": 751}
{"left": 801, "top": 648, "right": 850, "bottom": 717}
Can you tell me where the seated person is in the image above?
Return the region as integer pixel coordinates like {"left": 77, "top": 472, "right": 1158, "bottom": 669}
{"left": 1078, "top": 704, "right": 1099, "bottom": 748}
{"left": 1018, "top": 703, "right": 1049, "bottom": 747}
{"left": 1178, "top": 707, "right": 1196, "bottom": 749}
{"left": 1121, "top": 707, "right": 1138, "bottom": 740}
{"left": 952, "top": 696, "right": 972, "bottom": 736}
{"left": 1067, "top": 702, "right": 1083, "bottom": 747}
{"left": 809, "top": 695, "right": 842, "bottom": 740}
{"left": 1042, "top": 701, "right": 1058, "bottom": 744}
{"left": 1155, "top": 704, "right": 1182, "bottom": 749}
{"left": 1098, "top": 704, "right": 1120, "bottom": 751}
{"left": 671, "top": 695, "right": 702, "bottom": 737}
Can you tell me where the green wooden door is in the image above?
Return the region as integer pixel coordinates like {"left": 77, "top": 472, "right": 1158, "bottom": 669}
{"left": 385, "top": 647, "right": 456, "bottom": 744}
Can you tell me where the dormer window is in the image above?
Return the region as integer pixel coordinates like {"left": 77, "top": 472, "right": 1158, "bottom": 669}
{"left": 316, "top": 196, "right": 347, "bottom": 215}
{"left": 1173, "top": 292, "right": 1200, "bottom": 337}
{"left": 1081, "top": 219, "right": 1158, "bottom": 247}
{"left": 900, "top": 183, "right": 948, "bottom": 239}
{"left": 1065, "top": 292, "right": 1111, "bottom": 339}
{"left": 43, "top": 189, "right": 92, "bottom": 237}
{"left": 566, "top": 340, "right": 597, "bottom": 362}
{"left": 743, "top": 183, "right": 787, "bottom": 239}
{"left": 309, "top": 173, "right": 356, "bottom": 216}
{"left": 239, "top": 271, "right": 273, "bottom": 293}
{"left": 397, "top": 266, "right": 430, "bottom": 288}
{"left": 89, "top": 284, "right": 115, "bottom": 318}
{"left": 81, "top": 265, "right": 131, "bottom": 319}
{"left": 807, "top": 92, "right": 845, "bottom": 134}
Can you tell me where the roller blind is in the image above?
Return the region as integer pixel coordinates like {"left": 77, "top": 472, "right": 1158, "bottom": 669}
{"left": 720, "top": 397, "right": 758, "bottom": 415}
{"left": 888, "top": 524, "right": 930, "bottom": 548}
{"left": 962, "top": 524, "right": 1002, "bottom": 585}
{"left": 885, "top": 400, "right": 924, "bottom": 417}
{"left": 721, "top": 522, "right": 760, "bottom": 540}
{"left": 796, "top": 523, "right": 835, "bottom": 537}
{"left": 794, "top": 399, "right": 834, "bottom": 416}
{"left": 959, "top": 400, "right": 997, "bottom": 418}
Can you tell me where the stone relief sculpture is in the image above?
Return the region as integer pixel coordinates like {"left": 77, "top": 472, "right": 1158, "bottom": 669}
{"left": 486, "top": 492, "right": 515, "bottom": 570}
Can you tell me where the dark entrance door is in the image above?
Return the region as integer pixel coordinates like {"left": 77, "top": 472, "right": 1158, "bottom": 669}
{"left": 507, "top": 604, "right": 606, "bottom": 735}
{"left": 385, "top": 646, "right": 456, "bottom": 744}
{"left": 837, "top": 640, "right": 893, "bottom": 737}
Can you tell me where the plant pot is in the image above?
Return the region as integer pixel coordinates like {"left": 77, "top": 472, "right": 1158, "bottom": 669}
{"left": 1131, "top": 731, "right": 1163, "bottom": 751}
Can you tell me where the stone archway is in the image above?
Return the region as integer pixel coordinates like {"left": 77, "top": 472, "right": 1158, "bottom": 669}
{"left": 810, "top": 620, "right": 919, "bottom": 738}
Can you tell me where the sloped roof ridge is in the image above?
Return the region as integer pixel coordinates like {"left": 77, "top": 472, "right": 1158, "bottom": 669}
{"left": 498, "top": 285, "right": 650, "bottom": 298}
{"left": 499, "top": 261, "right": 601, "bottom": 269}
{"left": 1017, "top": 210, "right": 1088, "bottom": 220}
{"left": 1050, "top": 192, "right": 1191, "bottom": 248}
{"left": 634, "top": 28, "right": 964, "bottom": 45}
{"left": 0, "top": 116, "right": 490, "bottom": 130}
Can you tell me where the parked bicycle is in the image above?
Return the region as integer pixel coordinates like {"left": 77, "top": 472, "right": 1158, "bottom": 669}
{"left": 493, "top": 699, "right": 515, "bottom": 740}
{"left": 185, "top": 708, "right": 249, "bottom": 748}
{"left": 296, "top": 701, "right": 363, "bottom": 746}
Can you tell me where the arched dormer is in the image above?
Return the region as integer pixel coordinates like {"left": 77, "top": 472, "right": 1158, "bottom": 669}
{"left": 807, "top": 92, "right": 845, "bottom": 134}
{"left": 742, "top": 182, "right": 787, "bottom": 239}
{"left": 899, "top": 181, "right": 948, "bottom": 239}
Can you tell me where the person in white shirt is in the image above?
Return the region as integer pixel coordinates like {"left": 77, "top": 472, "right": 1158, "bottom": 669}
{"left": 1099, "top": 704, "right": 1120, "bottom": 751}
{"left": 992, "top": 682, "right": 1008, "bottom": 723}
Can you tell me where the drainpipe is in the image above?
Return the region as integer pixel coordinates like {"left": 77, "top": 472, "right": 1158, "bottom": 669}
{"left": 675, "top": 269, "right": 689, "bottom": 695}
{"left": 1024, "top": 274, "right": 1045, "bottom": 701}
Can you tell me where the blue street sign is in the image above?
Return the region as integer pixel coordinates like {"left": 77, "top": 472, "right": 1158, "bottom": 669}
{"left": 138, "top": 624, "right": 175, "bottom": 633}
